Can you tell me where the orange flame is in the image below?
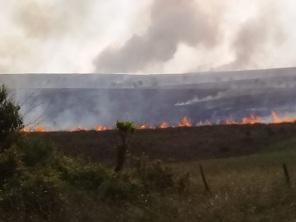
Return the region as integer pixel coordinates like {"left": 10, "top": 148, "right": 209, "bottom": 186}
{"left": 95, "top": 125, "right": 109, "bottom": 131}
{"left": 178, "top": 116, "right": 192, "bottom": 127}
{"left": 159, "top": 122, "right": 170, "bottom": 129}
{"left": 21, "top": 126, "right": 47, "bottom": 133}
{"left": 135, "top": 123, "right": 149, "bottom": 129}
{"left": 241, "top": 114, "right": 261, "bottom": 125}
{"left": 271, "top": 111, "right": 296, "bottom": 124}
{"left": 20, "top": 112, "right": 296, "bottom": 133}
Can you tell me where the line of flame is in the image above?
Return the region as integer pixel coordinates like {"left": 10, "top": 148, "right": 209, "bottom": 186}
{"left": 20, "top": 111, "right": 296, "bottom": 132}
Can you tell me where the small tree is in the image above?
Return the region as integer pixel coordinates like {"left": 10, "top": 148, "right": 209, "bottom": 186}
{"left": 0, "top": 85, "right": 23, "bottom": 150}
{"left": 114, "top": 121, "right": 135, "bottom": 172}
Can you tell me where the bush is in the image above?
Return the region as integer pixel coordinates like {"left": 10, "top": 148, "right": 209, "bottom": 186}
{"left": 98, "top": 175, "right": 139, "bottom": 201}
{"left": 57, "top": 156, "right": 112, "bottom": 191}
{"left": 132, "top": 155, "right": 176, "bottom": 193}
{"left": 17, "top": 137, "right": 56, "bottom": 167}
{"left": 0, "top": 133, "right": 189, "bottom": 221}
{"left": 0, "top": 172, "right": 66, "bottom": 221}
{"left": 0, "top": 147, "right": 23, "bottom": 185}
{"left": 0, "top": 85, "right": 23, "bottom": 150}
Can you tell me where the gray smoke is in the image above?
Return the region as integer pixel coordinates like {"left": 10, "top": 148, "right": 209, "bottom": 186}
{"left": 223, "top": 4, "right": 285, "bottom": 70}
{"left": 14, "top": 0, "right": 93, "bottom": 39}
{"left": 94, "top": 0, "right": 288, "bottom": 73}
{"left": 94, "top": 0, "right": 221, "bottom": 73}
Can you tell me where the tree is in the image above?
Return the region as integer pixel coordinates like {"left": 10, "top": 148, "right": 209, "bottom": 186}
{"left": 0, "top": 85, "right": 23, "bottom": 150}
{"left": 114, "top": 121, "right": 135, "bottom": 172}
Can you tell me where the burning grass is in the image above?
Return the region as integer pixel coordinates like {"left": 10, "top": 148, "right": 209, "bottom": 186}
{"left": 21, "top": 111, "right": 296, "bottom": 133}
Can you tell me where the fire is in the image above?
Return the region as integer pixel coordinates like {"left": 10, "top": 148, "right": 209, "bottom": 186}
{"left": 19, "top": 112, "right": 296, "bottom": 133}
{"left": 224, "top": 114, "right": 261, "bottom": 125}
{"left": 271, "top": 111, "right": 296, "bottom": 124}
{"left": 21, "top": 126, "right": 47, "bottom": 133}
{"left": 178, "top": 116, "right": 192, "bottom": 127}
{"left": 241, "top": 114, "right": 261, "bottom": 125}
{"left": 224, "top": 118, "right": 237, "bottom": 125}
{"left": 95, "top": 125, "right": 109, "bottom": 131}
{"left": 159, "top": 121, "right": 170, "bottom": 129}
{"left": 137, "top": 123, "right": 150, "bottom": 129}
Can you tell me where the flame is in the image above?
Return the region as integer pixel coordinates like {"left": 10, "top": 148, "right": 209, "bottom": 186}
{"left": 95, "top": 125, "right": 109, "bottom": 131}
{"left": 159, "top": 121, "right": 170, "bottom": 129}
{"left": 241, "top": 114, "right": 261, "bottom": 125}
{"left": 224, "top": 118, "right": 237, "bottom": 125}
{"left": 178, "top": 116, "right": 192, "bottom": 127}
{"left": 19, "top": 112, "right": 296, "bottom": 133}
{"left": 224, "top": 114, "right": 261, "bottom": 125}
{"left": 137, "top": 123, "right": 153, "bottom": 129}
{"left": 271, "top": 111, "right": 296, "bottom": 124}
{"left": 21, "top": 126, "right": 47, "bottom": 133}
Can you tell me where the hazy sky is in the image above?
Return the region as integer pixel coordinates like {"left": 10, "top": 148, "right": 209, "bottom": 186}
{"left": 0, "top": 0, "right": 296, "bottom": 74}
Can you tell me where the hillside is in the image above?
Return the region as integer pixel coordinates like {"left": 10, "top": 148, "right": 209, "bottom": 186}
{"left": 2, "top": 67, "right": 296, "bottom": 130}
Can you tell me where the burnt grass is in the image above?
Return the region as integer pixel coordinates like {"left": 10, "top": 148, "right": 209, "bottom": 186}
{"left": 28, "top": 123, "right": 296, "bottom": 165}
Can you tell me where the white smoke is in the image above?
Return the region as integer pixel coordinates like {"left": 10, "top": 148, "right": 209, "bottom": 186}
{"left": 0, "top": 0, "right": 295, "bottom": 73}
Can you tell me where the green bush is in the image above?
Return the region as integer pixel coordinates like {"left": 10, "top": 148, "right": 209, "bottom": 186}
{"left": 0, "top": 171, "right": 66, "bottom": 221}
{"left": 0, "top": 147, "right": 23, "bottom": 185}
{"left": 0, "top": 134, "right": 189, "bottom": 221}
{"left": 57, "top": 156, "right": 112, "bottom": 191}
{"left": 132, "top": 155, "right": 175, "bottom": 193}
{"left": 17, "top": 137, "right": 56, "bottom": 167}
{"left": 98, "top": 175, "right": 139, "bottom": 201}
{"left": 0, "top": 85, "right": 23, "bottom": 150}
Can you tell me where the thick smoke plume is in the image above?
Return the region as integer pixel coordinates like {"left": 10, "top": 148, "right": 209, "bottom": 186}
{"left": 0, "top": 0, "right": 295, "bottom": 73}
{"left": 94, "top": 0, "right": 289, "bottom": 73}
{"left": 94, "top": 0, "right": 221, "bottom": 73}
{"left": 223, "top": 3, "right": 285, "bottom": 70}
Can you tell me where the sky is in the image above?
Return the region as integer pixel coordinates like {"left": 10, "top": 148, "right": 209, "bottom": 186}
{"left": 0, "top": 0, "right": 296, "bottom": 74}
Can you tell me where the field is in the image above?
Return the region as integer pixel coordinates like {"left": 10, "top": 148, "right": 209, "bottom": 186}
{"left": 16, "top": 123, "right": 296, "bottom": 221}
{"left": 32, "top": 123, "right": 296, "bottom": 164}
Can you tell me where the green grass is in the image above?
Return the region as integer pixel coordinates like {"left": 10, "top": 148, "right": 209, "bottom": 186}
{"left": 4, "top": 124, "right": 296, "bottom": 221}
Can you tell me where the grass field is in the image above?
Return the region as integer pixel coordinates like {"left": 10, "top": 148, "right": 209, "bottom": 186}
{"left": 6, "top": 123, "right": 296, "bottom": 221}
{"left": 31, "top": 123, "right": 296, "bottom": 163}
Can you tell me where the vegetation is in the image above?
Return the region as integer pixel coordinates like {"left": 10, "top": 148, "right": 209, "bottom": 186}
{"left": 0, "top": 85, "right": 23, "bottom": 151}
{"left": 21, "top": 124, "right": 296, "bottom": 222}
{"left": 2, "top": 135, "right": 296, "bottom": 221}
{"left": 114, "top": 121, "right": 135, "bottom": 172}
{"left": 0, "top": 136, "right": 187, "bottom": 222}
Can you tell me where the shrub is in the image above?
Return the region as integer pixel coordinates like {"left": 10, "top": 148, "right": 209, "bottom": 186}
{"left": 57, "top": 156, "right": 112, "bottom": 191}
{"left": 0, "top": 85, "right": 23, "bottom": 151}
{"left": 115, "top": 121, "right": 136, "bottom": 172}
{"left": 98, "top": 175, "right": 139, "bottom": 201}
{"left": 17, "top": 137, "right": 56, "bottom": 167}
{"left": 133, "top": 155, "right": 175, "bottom": 193}
{"left": 0, "top": 171, "right": 66, "bottom": 221}
{"left": 0, "top": 147, "right": 23, "bottom": 186}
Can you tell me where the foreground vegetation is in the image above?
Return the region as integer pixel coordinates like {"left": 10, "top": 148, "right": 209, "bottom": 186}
{"left": 0, "top": 133, "right": 296, "bottom": 221}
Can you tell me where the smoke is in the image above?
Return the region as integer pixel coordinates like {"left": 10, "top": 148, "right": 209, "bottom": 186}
{"left": 14, "top": 0, "right": 93, "bottom": 39}
{"left": 94, "top": 0, "right": 222, "bottom": 73}
{"left": 222, "top": 2, "right": 285, "bottom": 70}
{"left": 0, "top": 0, "right": 295, "bottom": 74}
{"left": 0, "top": 0, "right": 107, "bottom": 73}
{"left": 94, "top": 0, "right": 293, "bottom": 73}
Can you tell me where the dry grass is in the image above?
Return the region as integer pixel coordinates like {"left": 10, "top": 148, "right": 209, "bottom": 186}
{"left": 17, "top": 123, "right": 296, "bottom": 221}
